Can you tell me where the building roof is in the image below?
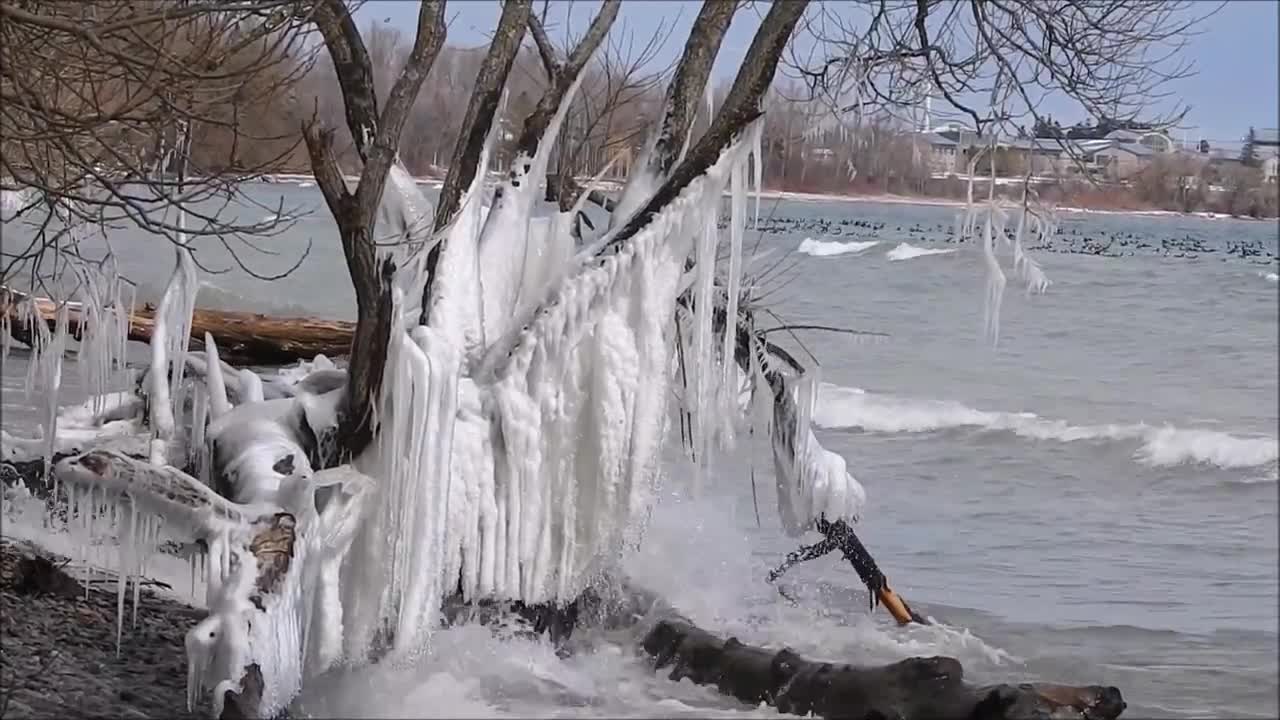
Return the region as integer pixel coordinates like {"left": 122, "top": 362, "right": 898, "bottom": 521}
{"left": 1105, "top": 129, "right": 1145, "bottom": 142}
{"left": 1096, "top": 142, "right": 1155, "bottom": 157}
{"left": 922, "top": 132, "right": 958, "bottom": 147}
{"left": 1074, "top": 139, "right": 1116, "bottom": 154}
{"left": 1011, "top": 137, "right": 1108, "bottom": 155}
{"left": 929, "top": 122, "right": 975, "bottom": 134}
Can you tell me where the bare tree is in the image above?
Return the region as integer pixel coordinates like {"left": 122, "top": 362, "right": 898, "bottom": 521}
{"left": 0, "top": 0, "right": 319, "bottom": 290}
{"left": 789, "top": 0, "right": 1219, "bottom": 174}
{"left": 299, "top": 0, "right": 449, "bottom": 458}
{"left": 540, "top": 17, "right": 674, "bottom": 211}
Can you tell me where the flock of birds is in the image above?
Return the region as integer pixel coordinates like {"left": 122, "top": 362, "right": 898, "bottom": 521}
{"left": 725, "top": 214, "right": 1279, "bottom": 265}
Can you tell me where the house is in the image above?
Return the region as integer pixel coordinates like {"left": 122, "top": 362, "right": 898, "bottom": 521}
{"left": 1263, "top": 152, "right": 1279, "bottom": 184}
{"left": 1093, "top": 142, "right": 1156, "bottom": 180}
{"left": 1104, "top": 128, "right": 1174, "bottom": 153}
{"left": 1254, "top": 129, "right": 1280, "bottom": 183}
{"left": 998, "top": 137, "right": 1113, "bottom": 177}
{"left": 918, "top": 132, "right": 960, "bottom": 175}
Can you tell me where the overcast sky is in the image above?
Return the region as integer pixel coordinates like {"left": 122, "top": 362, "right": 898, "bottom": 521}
{"left": 359, "top": 0, "right": 1279, "bottom": 150}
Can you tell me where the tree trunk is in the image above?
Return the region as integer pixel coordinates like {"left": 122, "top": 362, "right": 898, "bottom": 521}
{"left": 1, "top": 286, "right": 354, "bottom": 365}
{"left": 642, "top": 619, "right": 1128, "bottom": 720}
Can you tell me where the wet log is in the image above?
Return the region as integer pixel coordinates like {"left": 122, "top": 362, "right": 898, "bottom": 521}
{"left": 1, "top": 286, "right": 354, "bottom": 365}
{"left": 642, "top": 618, "right": 1126, "bottom": 720}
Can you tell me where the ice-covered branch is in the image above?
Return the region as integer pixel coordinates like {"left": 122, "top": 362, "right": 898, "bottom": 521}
{"left": 421, "top": 0, "right": 533, "bottom": 324}
{"left": 612, "top": 0, "right": 737, "bottom": 226}
{"left": 51, "top": 449, "right": 373, "bottom": 719}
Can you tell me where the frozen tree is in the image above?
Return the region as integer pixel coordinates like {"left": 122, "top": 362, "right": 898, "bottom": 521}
{"left": 7, "top": 1, "right": 1210, "bottom": 718}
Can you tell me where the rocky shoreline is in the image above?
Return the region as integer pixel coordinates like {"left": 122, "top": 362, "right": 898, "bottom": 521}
{"left": 0, "top": 536, "right": 202, "bottom": 719}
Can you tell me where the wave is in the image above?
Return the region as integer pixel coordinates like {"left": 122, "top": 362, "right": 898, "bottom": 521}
{"left": 1233, "top": 467, "right": 1279, "bottom": 485}
{"left": 814, "top": 383, "right": 1278, "bottom": 470}
{"left": 1261, "top": 272, "right": 1278, "bottom": 284}
{"left": 886, "top": 242, "right": 957, "bottom": 261}
{"left": 797, "top": 237, "right": 880, "bottom": 257}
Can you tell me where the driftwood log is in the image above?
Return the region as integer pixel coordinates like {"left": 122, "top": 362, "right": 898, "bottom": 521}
{"left": 642, "top": 618, "right": 1127, "bottom": 720}
{"left": 1, "top": 286, "right": 354, "bottom": 365}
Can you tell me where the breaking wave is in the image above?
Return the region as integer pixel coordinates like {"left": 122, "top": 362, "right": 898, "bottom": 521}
{"left": 814, "top": 384, "right": 1278, "bottom": 470}
{"left": 886, "top": 242, "right": 957, "bottom": 261}
{"left": 797, "top": 237, "right": 880, "bottom": 257}
{"left": 1261, "top": 271, "right": 1278, "bottom": 284}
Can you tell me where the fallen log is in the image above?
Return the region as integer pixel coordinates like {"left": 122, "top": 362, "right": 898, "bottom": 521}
{"left": 1, "top": 286, "right": 354, "bottom": 365}
{"left": 642, "top": 618, "right": 1127, "bottom": 720}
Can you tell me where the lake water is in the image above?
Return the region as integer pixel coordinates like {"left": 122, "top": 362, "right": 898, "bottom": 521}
{"left": 2, "top": 183, "right": 1277, "bottom": 718}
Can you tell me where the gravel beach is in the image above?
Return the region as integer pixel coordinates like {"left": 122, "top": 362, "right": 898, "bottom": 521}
{"left": 1, "top": 536, "right": 202, "bottom": 719}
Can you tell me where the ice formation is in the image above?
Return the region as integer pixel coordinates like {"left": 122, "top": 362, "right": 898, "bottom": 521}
{"left": 147, "top": 247, "right": 200, "bottom": 465}
{"left": 18, "top": 63, "right": 878, "bottom": 720}
{"left": 327, "top": 102, "right": 872, "bottom": 671}
{"left": 954, "top": 156, "right": 1054, "bottom": 346}
{"left": 52, "top": 449, "right": 372, "bottom": 717}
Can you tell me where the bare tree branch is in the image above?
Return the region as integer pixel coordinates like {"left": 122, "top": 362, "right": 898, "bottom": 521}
{"left": 433, "top": 0, "right": 533, "bottom": 232}
{"left": 514, "top": 0, "right": 621, "bottom": 158}
{"left": 648, "top": 0, "right": 737, "bottom": 177}
{"left": 1, "top": 0, "right": 319, "bottom": 288}
{"left": 608, "top": 0, "right": 810, "bottom": 250}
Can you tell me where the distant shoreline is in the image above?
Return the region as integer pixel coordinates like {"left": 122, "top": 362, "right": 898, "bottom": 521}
{"left": 754, "top": 188, "right": 1274, "bottom": 222}
{"left": 257, "top": 173, "right": 1276, "bottom": 223}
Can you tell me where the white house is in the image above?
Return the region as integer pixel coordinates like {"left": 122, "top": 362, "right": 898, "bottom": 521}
{"left": 1105, "top": 128, "right": 1174, "bottom": 153}
{"left": 1263, "top": 152, "right": 1279, "bottom": 184}
{"left": 1255, "top": 129, "right": 1280, "bottom": 183}
{"left": 918, "top": 132, "right": 960, "bottom": 175}
{"left": 1093, "top": 142, "right": 1157, "bottom": 180}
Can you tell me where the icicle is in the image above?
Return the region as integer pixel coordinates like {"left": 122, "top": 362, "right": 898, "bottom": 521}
{"left": 0, "top": 303, "right": 9, "bottom": 365}
{"left": 115, "top": 500, "right": 139, "bottom": 655}
{"left": 203, "top": 333, "right": 232, "bottom": 418}
{"left": 191, "top": 382, "right": 208, "bottom": 479}
{"left": 169, "top": 251, "right": 199, "bottom": 434}
{"left": 42, "top": 303, "right": 69, "bottom": 495}
{"left": 718, "top": 160, "right": 747, "bottom": 446}
{"left": 132, "top": 510, "right": 144, "bottom": 629}
{"left": 982, "top": 203, "right": 1007, "bottom": 347}
{"left": 705, "top": 79, "right": 715, "bottom": 129}
{"left": 690, "top": 195, "right": 719, "bottom": 493}
{"left": 237, "top": 369, "right": 264, "bottom": 404}
{"left": 147, "top": 251, "right": 185, "bottom": 465}
{"left": 751, "top": 121, "right": 764, "bottom": 227}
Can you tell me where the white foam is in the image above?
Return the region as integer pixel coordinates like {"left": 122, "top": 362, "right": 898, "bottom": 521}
{"left": 796, "top": 237, "right": 879, "bottom": 257}
{"left": 295, "top": 486, "right": 1018, "bottom": 719}
{"left": 814, "top": 383, "right": 1279, "bottom": 470}
{"left": 885, "top": 242, "right": 957, "bottom": 261}
{"left": 1261, "top": 272, "right": 1278, "bottom": 284}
